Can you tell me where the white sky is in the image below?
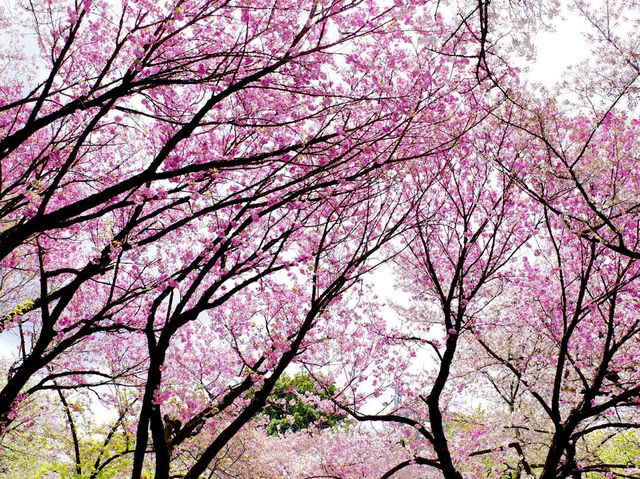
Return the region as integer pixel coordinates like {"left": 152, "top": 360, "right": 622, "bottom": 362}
{"left": 528, "top": 5, "right": 591, "bottom": 87}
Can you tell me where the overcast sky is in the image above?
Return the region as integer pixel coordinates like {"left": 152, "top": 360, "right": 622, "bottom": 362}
{"left": 529, "top": 5, "right": 591, "bottom": 87}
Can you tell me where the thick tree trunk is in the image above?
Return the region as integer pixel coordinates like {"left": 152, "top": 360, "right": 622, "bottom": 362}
{"left": 427, "top": 334, "right": 463, "bottom": 479}
{"left": 131, "top": 347, "right": 168, "bottom": 479}
{"left": 539, "top": 429, "right": 568, "bottom": 479}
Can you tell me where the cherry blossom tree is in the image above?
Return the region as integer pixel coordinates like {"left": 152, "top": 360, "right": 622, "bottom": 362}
{"left": 312, "top": 109, "right": 640, "bottom": 477}
{"left": 0, "top": 0, "right": 491, "bottom": 476}
{"left": 3, "top": 0, "right": 640, "bottom": 477}
{"left": 319, "top": 118, "right": 536, "bottom": 478}
{"left": 472, "top": 208, "right": 640, "bottom": 478}
{"left": 458, "top": 3, "right": 640, "bottom": 475}
{"left": 479, "top": 0, "right": 640, "bottom": 263}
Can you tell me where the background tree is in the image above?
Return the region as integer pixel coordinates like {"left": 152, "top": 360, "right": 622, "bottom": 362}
{"left": 472, "top": 208, "right": 640, "bottom": 478}
{"left": 262, "top": 373, "right": 345, "bottom": 436}
{"left": 315, "top": 117, "right": 536, "bottom": 477}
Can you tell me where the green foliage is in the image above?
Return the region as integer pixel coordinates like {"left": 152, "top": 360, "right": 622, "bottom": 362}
{"left": 584, "top": 429, "right": 640, "bottom": 478}
{"left": 263, "top": 374, "right": 345, "bottom": 436}
{"left": 0, "top": 368, "right": 135, "bottom": 479}
{"left": 1, "top": 426, "right": 134, "bottom": 479}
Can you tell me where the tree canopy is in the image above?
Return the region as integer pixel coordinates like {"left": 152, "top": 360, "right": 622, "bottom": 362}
{"left": 1, "top": 0, "right": 639, "bottom": 478}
